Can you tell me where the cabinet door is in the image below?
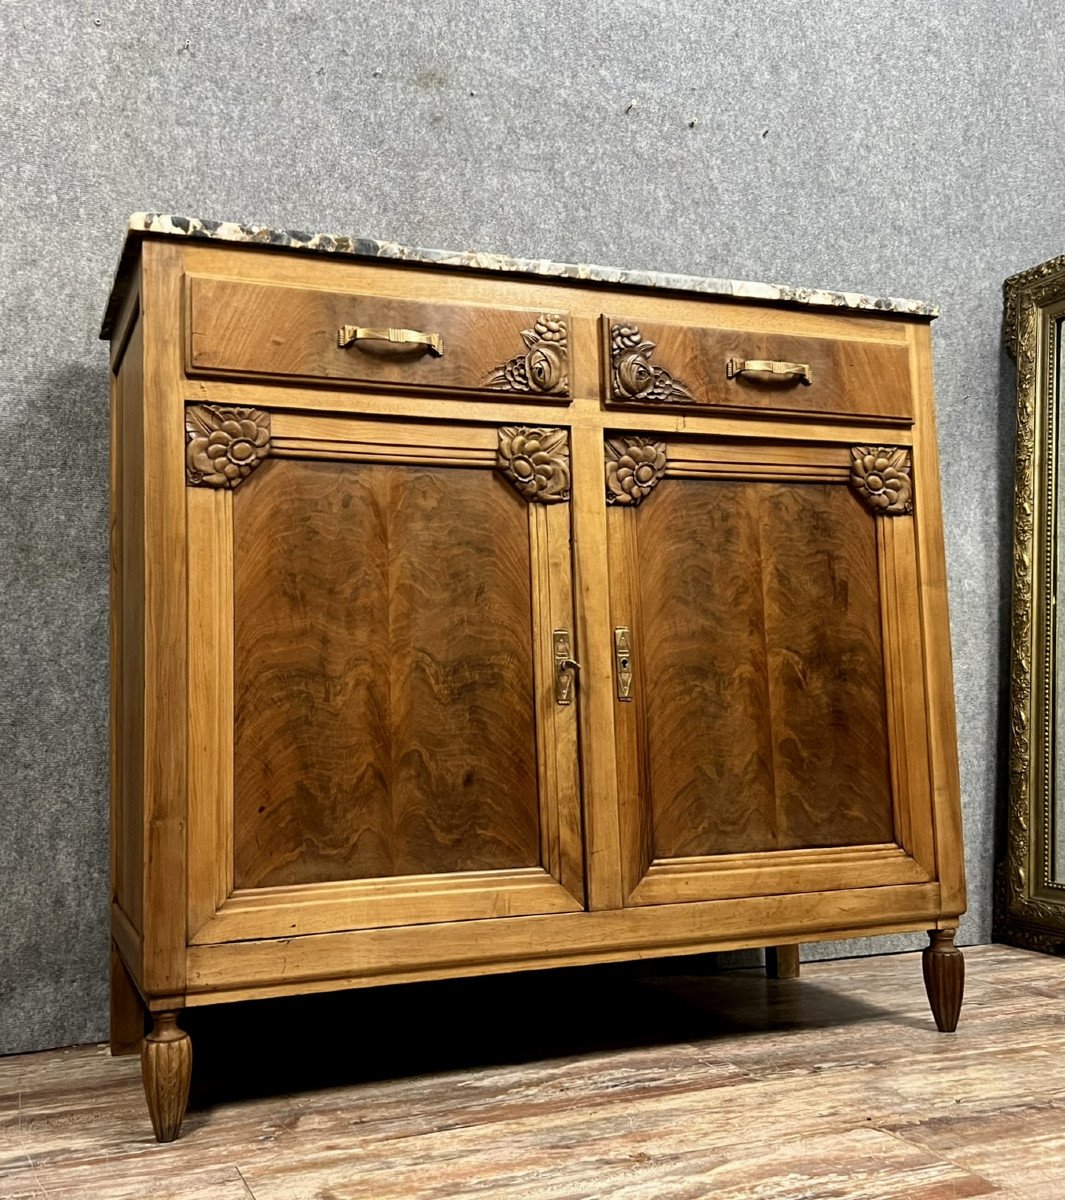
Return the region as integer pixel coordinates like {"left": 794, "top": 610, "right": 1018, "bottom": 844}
{"left": 185, "top": 407, "right": 583, "bottom": 943}
{"left": 604, "top": 433, "right": 936, "bottom": 905}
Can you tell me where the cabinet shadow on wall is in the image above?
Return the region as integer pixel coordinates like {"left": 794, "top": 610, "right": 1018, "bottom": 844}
{"left": 181, "top": 958, "right": 896, "bottom": 1117}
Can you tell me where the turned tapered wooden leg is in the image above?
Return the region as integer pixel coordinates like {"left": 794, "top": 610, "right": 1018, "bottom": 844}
{"left": 766, "top": 944, "right": 801, "bottom": 979}
{"left": 142, "top": 1011, "right": 192, "bottom": 1142}
{"left": 922, "top": 929, "right": 964, "bottom": 1032}
{"left": 110, "top": 943, "right": 147, "bottom": 1056}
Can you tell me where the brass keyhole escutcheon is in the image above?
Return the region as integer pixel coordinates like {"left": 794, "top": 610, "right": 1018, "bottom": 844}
{"left": 614, "top": 627, "right": 634, "bottom": 701}
{"left": 553, "top": 630, "right": 581, "bottom": 705}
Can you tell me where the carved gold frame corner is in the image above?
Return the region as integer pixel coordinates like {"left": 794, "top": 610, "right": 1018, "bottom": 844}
{"left": 998, "top": 253, "right": 1065, "bottom": 952}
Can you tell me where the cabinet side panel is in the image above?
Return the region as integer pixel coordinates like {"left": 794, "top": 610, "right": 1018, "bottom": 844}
{"left": 910, "top": 323, "right": 966, "bottom": 915}
{"left": 111, "top": 319, "right": 145, "bottom": 936}
{"left": 139, "top": 242, "right": 189, "bottom": 999}
{"left": 231, "top": 458, "right": 541, "bottom": 888}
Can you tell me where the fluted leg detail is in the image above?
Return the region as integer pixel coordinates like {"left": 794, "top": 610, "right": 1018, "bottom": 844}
{"left": 142, "top": 1011, "right": 192, "bottom": 1142}
{"left": 922, "top": 929, "right": 964, "bottom": 1032}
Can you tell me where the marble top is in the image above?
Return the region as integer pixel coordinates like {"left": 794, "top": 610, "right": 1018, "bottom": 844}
{"left": 100, "top": 212, "right": 938, "bottom": 337}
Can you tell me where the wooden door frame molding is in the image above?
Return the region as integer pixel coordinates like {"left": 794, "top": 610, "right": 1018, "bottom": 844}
{"left": 605, "top": 434, "right": 936, "bottom": 907}
{"left": 186, "top": 405, "right": 584, "bottom": 945}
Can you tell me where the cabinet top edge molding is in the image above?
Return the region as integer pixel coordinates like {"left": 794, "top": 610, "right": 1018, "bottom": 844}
{"left": 99, "top": 212, "right": 939, "bottom": 339}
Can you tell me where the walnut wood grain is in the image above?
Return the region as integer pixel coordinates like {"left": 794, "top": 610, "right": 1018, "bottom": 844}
{"left": 601, "top": 314, "right": 913, "bottom": 421}
{"left": 636, "top": 478, "right": 776, "bottom": 857}
{"left": 633, "top": 479, "right": 893, "bottom": 859}
{"left": 231, "top": 457, "right": 540, "bottom": 889}
{"left": 188, "top": 275, "right": 571, "bottom": 399}
{"left": 759, "top": 484, "right": 894, "bottom": 848}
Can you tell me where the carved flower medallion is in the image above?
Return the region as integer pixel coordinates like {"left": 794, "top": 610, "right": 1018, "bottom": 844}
{"left": 186, "top": 405, "right": 270, "bottom": 489}
{"left": 849, "top": 446, "right": 912, "bottom": 515}
{"left": 610, "top": 322, "right": 694, "bottom": 404}
{"left": 487, "top": 315, "right": 569, "bottom": 395}
{"left": 497, "top": 426, "right": 570, "bottom": 502}
{"left": 605, "top": 436, "right": 667, "bottom": 506}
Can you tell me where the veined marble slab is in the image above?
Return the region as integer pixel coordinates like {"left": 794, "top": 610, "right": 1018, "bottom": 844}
{"left": 100, "top": 211, "right": 938, "bottom": 337}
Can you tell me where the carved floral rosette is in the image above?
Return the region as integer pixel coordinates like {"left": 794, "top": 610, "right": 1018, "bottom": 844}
{"left": 609, "top": 322, "right": 693, "bottom": 404}
{"left": 186, "top": 405, "right": 270, "bottom": 489}
{"left": 605, "top": 436, "right": 667, "bottom": 506}
{"left": 496, "top": 426, "right": 570, "bottom": 503}
{"left": 486, "top": 315, "right": 569, "bottom": 395}
{"left": 848, "top": 446, "right": 913, "bottom": 515}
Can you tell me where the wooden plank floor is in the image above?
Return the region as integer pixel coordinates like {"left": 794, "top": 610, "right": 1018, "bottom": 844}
{"left": 1, "top": 945, "right": 1064, "bottom": 1198}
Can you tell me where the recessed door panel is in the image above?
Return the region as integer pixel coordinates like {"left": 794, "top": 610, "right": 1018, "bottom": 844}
{"left": 232, "top": 458, "right": 541, "bottom": 889}
{"left": 187, "top": 410, "right": 583, "bottom": 943}
{"left": 638, "top": 478, "right": 893, "bottom": 860}
{"left": 606, "top": 434, "right": 934, "bottom": 905}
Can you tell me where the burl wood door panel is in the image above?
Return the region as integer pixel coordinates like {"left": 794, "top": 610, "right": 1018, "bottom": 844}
{"left": 601, "top": 315, "right": 912, "bottom": 421}
{"left": 606, "top": 435, "right": 935, "bottom": 905}
{"left": 641, "top": 481, "right": 893, "bottom": 858}
{"left": 232, "top": 459, "right": 540, "bottom": 889}
{"left": 186, "top": 410, "right": 583, "bottom": 944}
{"left": 187, "top": 275, "right": 571, "bottom": 400}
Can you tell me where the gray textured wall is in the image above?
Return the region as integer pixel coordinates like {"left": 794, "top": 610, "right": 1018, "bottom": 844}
{"left": 2, "top": 0, "right": 1063, "bottom": 1056}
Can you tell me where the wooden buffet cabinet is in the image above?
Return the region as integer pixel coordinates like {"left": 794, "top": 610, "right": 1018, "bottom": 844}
{"left": 103, "top": 216, "right": 966, "bottom": 1141}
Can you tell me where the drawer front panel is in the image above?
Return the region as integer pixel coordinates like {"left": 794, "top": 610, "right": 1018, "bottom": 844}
{"left": 602, "top": 315, "right": 912, "bottom": 421}
{"left": 187, "top": 275, "right": 571, "bottom": 399}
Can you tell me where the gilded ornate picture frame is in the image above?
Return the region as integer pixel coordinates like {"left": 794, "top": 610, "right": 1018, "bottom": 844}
{"left": 999, "top": 254, "right": 1065, "bottom": 952}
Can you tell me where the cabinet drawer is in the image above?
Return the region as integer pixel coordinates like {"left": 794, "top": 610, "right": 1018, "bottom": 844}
{"left": 186, "top": 275, "right": 572, "bottom": 400}
{"left": 601, "top": 314, "right": 912, "bottom": 421}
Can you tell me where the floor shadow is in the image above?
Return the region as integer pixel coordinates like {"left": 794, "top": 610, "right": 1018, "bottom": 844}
{"left": 184, "top": 956, "right": 897, "bottom": 1113}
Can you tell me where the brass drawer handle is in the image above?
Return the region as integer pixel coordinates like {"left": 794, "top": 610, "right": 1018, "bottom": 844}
{"left": 337, "top": 325, "right": 444, "bottom": 357}
{"left": 726, "top": 358, "right": 812, "bottom": 386}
